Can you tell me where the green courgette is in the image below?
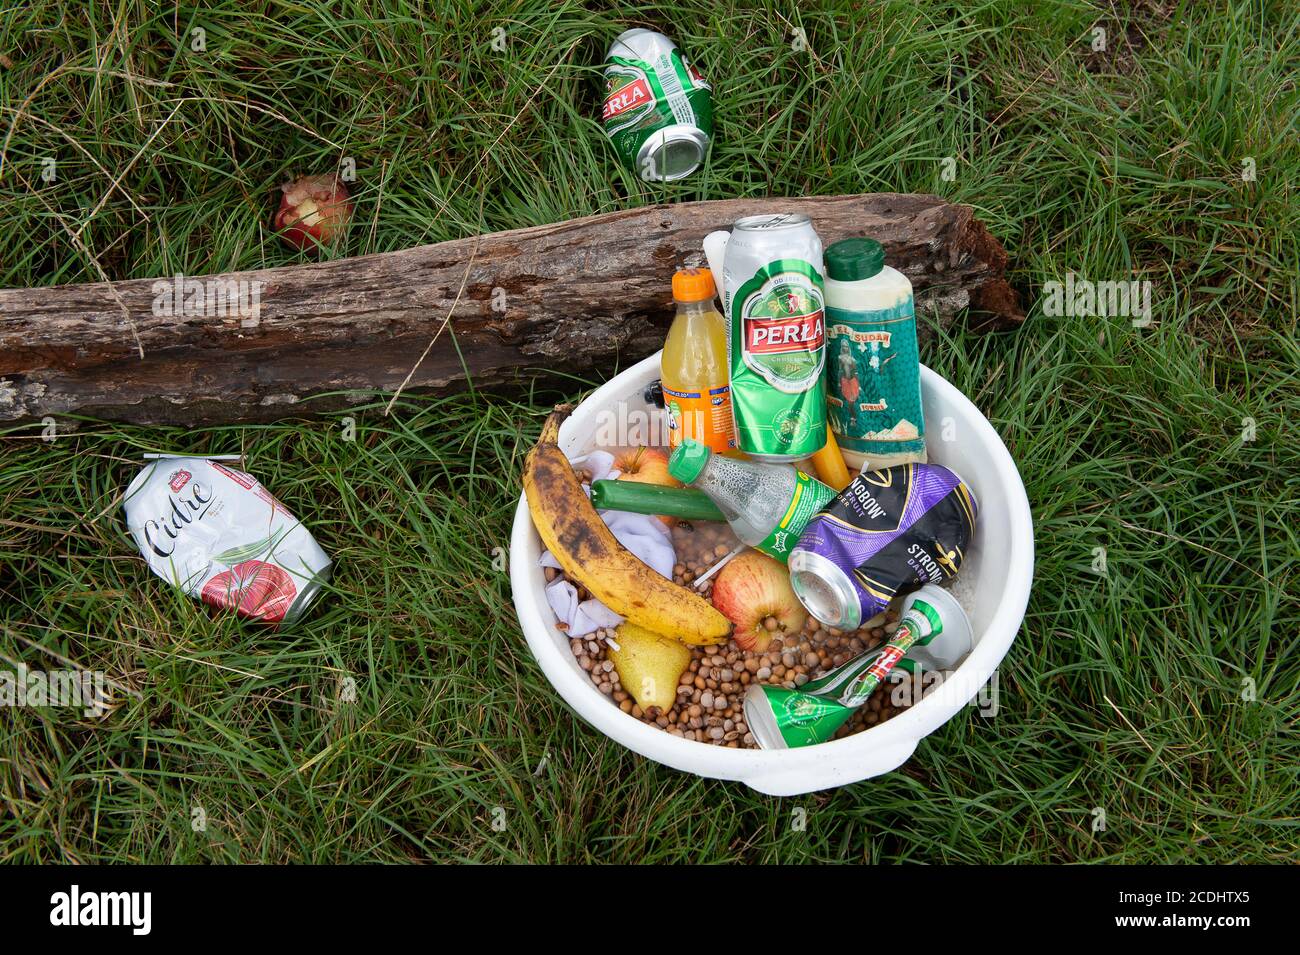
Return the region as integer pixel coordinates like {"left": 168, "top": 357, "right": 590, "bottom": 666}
{"left": 589, "top": 479, "right": 725, "bottom": 522}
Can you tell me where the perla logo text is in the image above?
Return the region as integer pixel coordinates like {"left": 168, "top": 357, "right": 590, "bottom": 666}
{"left": 745, "top": 311, "right": 825, "bottom": 354}
{"left": 602, "top": 78, "right": 651, "bottom": 120}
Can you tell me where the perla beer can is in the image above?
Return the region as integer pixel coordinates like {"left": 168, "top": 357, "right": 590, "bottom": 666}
{"left": 744, "top": 584, "right": 973, "bottom": 749}
{"left": 122, "top": 455, "right": 331, "bottom": 626}
{"left": 711, "top": 213, "right": 827, "bottom": 461}
{"left": 601, "top": 29, "right": 713, "bottom": 182}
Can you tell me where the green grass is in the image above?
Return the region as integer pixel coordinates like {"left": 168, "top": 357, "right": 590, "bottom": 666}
{"left": 1, "top": 0, "right": 1297, "bottom": 862}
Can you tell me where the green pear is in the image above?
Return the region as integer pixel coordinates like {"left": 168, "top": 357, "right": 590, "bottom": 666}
{"left": 609, "top": 623, "right": 692, "bottom": 712}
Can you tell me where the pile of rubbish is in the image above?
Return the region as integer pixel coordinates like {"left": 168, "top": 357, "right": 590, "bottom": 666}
{"left": 525, "top": 207, "right": 980, "bottom": 750}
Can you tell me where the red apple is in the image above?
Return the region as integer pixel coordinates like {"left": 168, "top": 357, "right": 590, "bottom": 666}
{"left": 274, "top": 174, "right": 352, "bottom": 252}
{"left": 711, "top": 551, "right": 807, "bottom": 652}
{"left": 613, "top": 446, "right": 680, "bottom": 525}
{"left": 613, "top": 446, "right": 677, "bottom": 487}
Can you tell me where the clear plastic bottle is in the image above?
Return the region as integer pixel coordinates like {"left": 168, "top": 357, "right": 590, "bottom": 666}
{"left": 667, "top": 438, "right": 835, "bottom": 562}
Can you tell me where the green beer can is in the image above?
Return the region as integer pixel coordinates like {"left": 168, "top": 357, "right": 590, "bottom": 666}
{"left": 744, "top": 584, "right": 974, "bottom": 749}
{"left": 601, "top": 29, "right": 713, "bottom": 182}
{"left": 704, "top": 214, "right": 828, "bottom": 461}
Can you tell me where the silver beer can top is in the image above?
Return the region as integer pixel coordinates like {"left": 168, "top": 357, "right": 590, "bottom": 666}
{"left": 635, "top": 124, "right": 709, "bottom": 181}
{"left": 788, "top": 548, "right": 863, "bottom": 630}
{"left": 734, "top": 213, "right": 814, "bottom": 233}
{"left": 607, "top": 27, "right": 675, "bottom": 60}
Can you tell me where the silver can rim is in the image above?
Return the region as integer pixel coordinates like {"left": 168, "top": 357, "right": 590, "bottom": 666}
{"left": 734, "top": 212, "right": 814, "bottom": 232}
{"left": 901, "top": 583, "right": 975, "bottom": 656}
{"left": 634, "top": 124, "right": 709, "bottom": 182}
{"left": 607, "top": 27, "right": 676, "bottom": 59}
{"left": 282, "top": 560, "right": 334, "bottom": 625}
{"left": 742, "top": 683, "right": 789, "bottom": 750}
{"left": 788, "top": 548, "right": 864, "bottom": 631}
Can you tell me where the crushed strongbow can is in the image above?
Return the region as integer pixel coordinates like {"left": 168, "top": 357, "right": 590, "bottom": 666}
{"left": 122, "top": 455, "right": 331, "bottom": 625}
{"left": 788, "top": 464, "right": 977, "bottom": 630}
{"left": 743, "top": 585, "right": 973, "bottom": 749}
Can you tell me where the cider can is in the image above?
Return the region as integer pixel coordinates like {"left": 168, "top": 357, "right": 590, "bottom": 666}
{"left": 716, "top": 213, "right": 827, "bottom": 462}
{"left": 122, "top": 455, "right": 332, "bottom": 626}
{"left": 787, "top": 464, "right": 977, "bottom": 630}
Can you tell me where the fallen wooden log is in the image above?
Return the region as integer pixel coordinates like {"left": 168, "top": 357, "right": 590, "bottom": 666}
{"left": 0, "top": 193, "right": 1022, "bottom": 426}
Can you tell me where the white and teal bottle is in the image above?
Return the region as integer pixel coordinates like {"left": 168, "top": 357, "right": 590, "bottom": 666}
{"left": 823, "top": 238, "right": 927, "bottom": 473}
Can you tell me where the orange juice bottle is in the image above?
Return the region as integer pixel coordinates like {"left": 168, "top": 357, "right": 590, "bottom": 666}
{"left": 662, "top": 268, "right": 736, "bottom": 453}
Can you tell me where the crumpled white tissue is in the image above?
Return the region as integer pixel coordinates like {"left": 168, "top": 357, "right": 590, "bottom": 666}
{"left": 539, "top": 449, "right": 677, "bottom": 637}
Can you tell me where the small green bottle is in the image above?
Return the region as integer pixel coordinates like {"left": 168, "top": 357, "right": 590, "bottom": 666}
{"left": 667, "top": 439, "right": 835, "bottom": 563}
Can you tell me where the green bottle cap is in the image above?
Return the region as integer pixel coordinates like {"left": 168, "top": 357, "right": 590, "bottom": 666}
{"left": 668, "top": 438, "right": 711, "bottom": 485}
{"left": 826, "top": 238, "right": 885, "bottom": 282}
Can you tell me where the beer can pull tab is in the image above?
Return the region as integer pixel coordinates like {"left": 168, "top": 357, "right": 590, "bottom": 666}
{"left": 142, "top": 452, "right": 243, "bottom": 461}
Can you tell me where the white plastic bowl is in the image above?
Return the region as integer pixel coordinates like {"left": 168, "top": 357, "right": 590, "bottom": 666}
{"left": 510, "top": 352, "right": 1033, "bottom": 795}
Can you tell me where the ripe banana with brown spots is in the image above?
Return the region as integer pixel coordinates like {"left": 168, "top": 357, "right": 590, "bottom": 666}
{"left": 524, "top": 405, "right": 731, "bottom": 646}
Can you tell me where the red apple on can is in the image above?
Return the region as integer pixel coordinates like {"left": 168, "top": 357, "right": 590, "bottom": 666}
{"left": 201, "top": 559, "right": 298, "bottom": 623}
{"left": 711, "top": 551, "right": 807, "bottom": 652}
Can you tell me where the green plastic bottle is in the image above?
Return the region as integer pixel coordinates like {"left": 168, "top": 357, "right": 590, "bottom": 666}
{"left": 667, "top": 439, "right": 835, "bottom": 562}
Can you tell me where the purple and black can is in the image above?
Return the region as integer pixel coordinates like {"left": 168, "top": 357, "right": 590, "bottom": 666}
{"left": 787, "top": 464, "right": 978, "bottom": 629}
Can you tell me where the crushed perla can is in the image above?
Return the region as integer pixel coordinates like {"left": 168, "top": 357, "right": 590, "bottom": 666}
{"left": 122, "top": 455, "right": 332, "bottom": 625}
{"left": 743, "top": 584, "right": 973, "bottom": 749}
{"left": 601, "top": 28, "right": 713, "bottom": 181}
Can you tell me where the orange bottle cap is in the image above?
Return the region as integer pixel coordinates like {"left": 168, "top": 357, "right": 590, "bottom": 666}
{"left": 672, "top": 267, "right": 717, "bottom": 303}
